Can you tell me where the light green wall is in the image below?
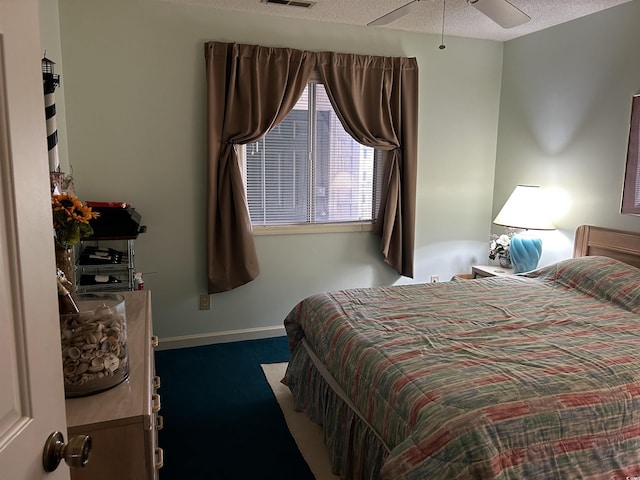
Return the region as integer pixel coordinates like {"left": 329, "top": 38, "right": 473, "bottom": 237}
{"left": 494, "top": 1, "right": 640, "bottom": 265}
{"left": 52, "top": 0, "right": 502, "bottom": 343}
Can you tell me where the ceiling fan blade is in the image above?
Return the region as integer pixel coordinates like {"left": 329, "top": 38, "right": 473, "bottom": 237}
{"left": 368, "top": 0, "right": 422, "bottom": 27}
{"left": 468, "top": 0, "right": 530, "bottom": 29}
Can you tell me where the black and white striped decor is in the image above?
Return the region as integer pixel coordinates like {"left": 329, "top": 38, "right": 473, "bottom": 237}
{"left": 42, "top": 55, "right": 60, "bottom": 172}
{"left": 44, "top": 87, "right": 59, "bottom": 172}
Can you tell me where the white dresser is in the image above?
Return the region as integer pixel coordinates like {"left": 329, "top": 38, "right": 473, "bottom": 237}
{"left": 65, "top": 290, "right": 163, "bottom": 479}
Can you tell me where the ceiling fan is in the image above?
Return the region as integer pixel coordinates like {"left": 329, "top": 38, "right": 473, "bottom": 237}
{"left": 368, "top": 0, "right": 531, "bottom": 29}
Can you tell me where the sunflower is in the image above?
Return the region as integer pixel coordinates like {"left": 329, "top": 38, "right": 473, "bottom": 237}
{"left": 52, "top": 193, "right": 99, "bottom": 247}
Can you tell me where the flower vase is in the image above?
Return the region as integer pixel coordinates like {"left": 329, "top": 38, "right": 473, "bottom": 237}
{"left": 498, "top": 255, "right": 512, "bottom": 269}
{"left": 55, "top": 245, "right": 76, "bottom": 294}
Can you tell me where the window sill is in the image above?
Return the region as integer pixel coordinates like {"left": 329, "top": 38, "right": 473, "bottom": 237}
{"left": 252, "top": 222, "right": 374, "bottom": 236}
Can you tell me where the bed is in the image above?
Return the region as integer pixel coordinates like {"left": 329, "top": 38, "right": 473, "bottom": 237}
{"left": 283, "top": 225, "right": 640, "bottom": 479}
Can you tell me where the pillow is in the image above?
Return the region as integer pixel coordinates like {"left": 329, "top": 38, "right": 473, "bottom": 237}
{"left": 529, "top": 256, "right": 640, "bottom": 312}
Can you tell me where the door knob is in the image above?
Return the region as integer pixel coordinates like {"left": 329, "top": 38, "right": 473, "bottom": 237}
{"left": 42, "top": 431, "right": 92, "bottom": 472}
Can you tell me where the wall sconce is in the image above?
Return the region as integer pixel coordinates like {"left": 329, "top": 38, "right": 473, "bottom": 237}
{"left": 493, "top": 185, "right": 555, "bottom": 273}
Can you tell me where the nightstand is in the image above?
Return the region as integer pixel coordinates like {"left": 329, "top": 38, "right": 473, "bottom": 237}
{"left": 472, "top": 264, "right": 515, "bottom": 278}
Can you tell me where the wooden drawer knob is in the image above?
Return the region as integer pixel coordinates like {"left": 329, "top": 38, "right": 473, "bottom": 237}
{"left": 155, "top": 447, "right": 164, "bottom": 470}
{"left": 155, "top": 414, "right": 164, "bottom": 431}
{"left": 152, "top": 393, "right": 161, "bottom": 413}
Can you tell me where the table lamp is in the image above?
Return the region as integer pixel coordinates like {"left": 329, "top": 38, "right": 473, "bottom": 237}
{"left": 493, "top": 185, "right": 555, "bottom": 273}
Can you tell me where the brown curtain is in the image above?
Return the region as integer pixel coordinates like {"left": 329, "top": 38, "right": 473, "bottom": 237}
{"left": 204, "top": 42, "right": 314, "bottom": 292}
{"left": 315, "top": 52, "right": 419, "bottom": 277}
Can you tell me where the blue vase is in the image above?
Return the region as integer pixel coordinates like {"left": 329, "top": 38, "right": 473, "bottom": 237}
{"left": 509, "top": 232, "right": 542, "bottom": 273}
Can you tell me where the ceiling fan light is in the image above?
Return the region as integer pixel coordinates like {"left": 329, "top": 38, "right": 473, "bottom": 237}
{"left": 468, "top": 0, "right": 530, "bottom": 29}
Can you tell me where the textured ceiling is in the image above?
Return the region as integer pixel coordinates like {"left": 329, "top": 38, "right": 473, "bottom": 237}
{"left": 153, "top": 0, "right": 631, "bottom": 41}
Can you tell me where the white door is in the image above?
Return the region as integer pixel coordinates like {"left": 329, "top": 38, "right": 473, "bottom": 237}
{"left": 0, "top": 1, "right": 71, "bottom": 479}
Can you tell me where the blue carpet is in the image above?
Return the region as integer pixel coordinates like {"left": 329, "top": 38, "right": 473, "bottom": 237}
{"left": 155, "top": 336, "right": 315, "bottom": 480}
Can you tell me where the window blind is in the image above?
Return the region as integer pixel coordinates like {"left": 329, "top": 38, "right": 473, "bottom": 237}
{"left": 245, "top": 83, "right": 378, "bottom": 226}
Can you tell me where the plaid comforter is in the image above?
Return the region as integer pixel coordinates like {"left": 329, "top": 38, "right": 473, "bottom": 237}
{"left": 284, "top": 256, "right": 640, "bottom": 479}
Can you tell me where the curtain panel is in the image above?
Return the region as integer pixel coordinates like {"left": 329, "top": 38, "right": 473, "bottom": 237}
{"left": 315, "top": 52, "right": 418, "bottom": 278}
{"left": 204, "top": 42, "right": 314, "bottom": 292}
{"left": 204, "top": 42, "right": 418, "bottom": 293}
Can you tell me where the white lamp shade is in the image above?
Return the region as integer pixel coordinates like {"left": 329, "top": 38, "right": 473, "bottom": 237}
{"left": 493, "top": 185, "right": 555, "bottom": 230}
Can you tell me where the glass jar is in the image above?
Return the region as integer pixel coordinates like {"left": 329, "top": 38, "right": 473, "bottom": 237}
{"left": 60, "top": 293, "right": 129, "bottom": 398}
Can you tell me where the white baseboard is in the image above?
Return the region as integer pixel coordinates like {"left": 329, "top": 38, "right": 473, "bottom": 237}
{"left": 156, "top": 325, "right": 286, "bottom": 350}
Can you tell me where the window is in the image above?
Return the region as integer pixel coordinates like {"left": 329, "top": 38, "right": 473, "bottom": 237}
{"left": 244, "top": 82, "right": 381, "bottom": 230}
{"left": 622, "top": 95, "right": 640, "bottom": 214}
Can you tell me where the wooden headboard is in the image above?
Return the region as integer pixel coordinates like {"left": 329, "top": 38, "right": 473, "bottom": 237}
{"left": 574, "top": 225, "right": 640, "bottom": 268}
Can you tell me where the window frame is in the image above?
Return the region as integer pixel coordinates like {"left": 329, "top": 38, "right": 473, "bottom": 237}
{"left": 240, "top": 78, "right": 381, "bottom": 235}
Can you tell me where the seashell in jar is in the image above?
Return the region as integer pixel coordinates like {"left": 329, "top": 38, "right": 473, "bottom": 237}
{"left": 103, "top": 354, "right": 120, "bottom": 372}
{"left": 100, "top": 339, "right": 112, "bottom": 352}
{"left": 74, "top": 323, "right": 94, "bottom": 334}
{"left": 67, "top": 346, "right": 81, "bottom": 360}
{"left": 76, "top": 362, "right": 89, "bottom": 375}
{"left": 80, "top": 352, "right": 93, "bottom": 362}
{"left": 88, "top": 357, "right": 104, "bottom": 373}
{"left": 95, "top": 303, "right": 114, "bottom": 317}
{"left": 63, "top": 363, "right": 78, "bottom": 377}
{"left": 82, "top": 343, "right": 98, "bottom": 351}
{"left": 84, "top": 333, "right": 98, "bottom": 345}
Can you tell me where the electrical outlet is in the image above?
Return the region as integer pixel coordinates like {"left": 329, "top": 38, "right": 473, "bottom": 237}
{"left": 199, "top": 294, "right": 211, "bottom": 310}
{"left": 430, "top": 275, "right": 440, "bottom": 283}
